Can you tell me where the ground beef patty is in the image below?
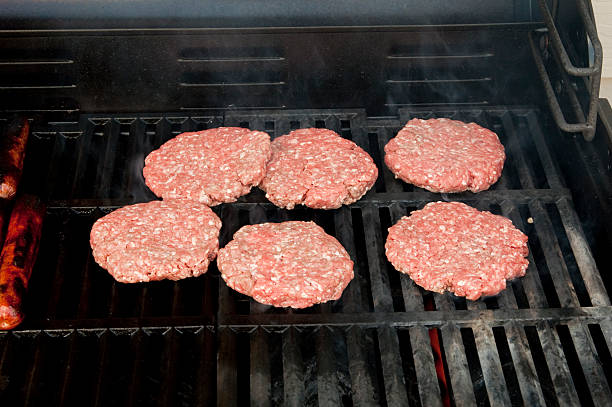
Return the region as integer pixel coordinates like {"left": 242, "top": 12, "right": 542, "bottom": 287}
{"left": 90, "top": 200, "right": 222, "bottom": 283}
{"left": 143, "top": 127, "right": 271, "bottom": 206}
{"left": 217, "top": 221, "right": 354, "bottom": 308}
{"left": 384, "top": 118, "right": 505, "bottom": 193}
{"left": 385, "top": 202, "right": 528, "bottom": 300}
{"left": 260, "top": 128, "right": 378, "bottom": 209}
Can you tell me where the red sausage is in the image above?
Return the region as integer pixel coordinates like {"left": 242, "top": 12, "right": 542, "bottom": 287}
{"left": 0, "top": 195, "right": 45, "bottom": 330}
{"left": 0, "top": 200, "right": 7, "bottom": 249}
{"left": 0, "top": 118, "right": 30, "bottom": 200}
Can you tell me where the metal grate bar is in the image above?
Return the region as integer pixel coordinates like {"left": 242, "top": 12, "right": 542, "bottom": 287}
{"left": 361, "top": 206, "right": 394, "bottom": 312}
{"left": 496, "top": 113, "right": 530, "bottom": 191}
{"left": 91, "top": 332, "right": 110, "bottom": 407}
{"left": 111, "top": 305, "right": 612, "bottom": 329}
{"left": 378, "top": 126, "right": 404, "bottom": 193}
{"left": 400, "top": 276, "right": 424, "bottom": 312}
{"left": 389, "top": 204, "right": 424, "bottom": 310}
{"left": 157, "top": 329, "right": 181, "bottom": 407}
{"left": 247, "top": 204, "right": 273, "bottom": 406}
{"left": 523, "top": 111, "right": 565, "bottom": 189}
{"left": 472, "top": 323, "right": 513, "bottom": 406}
{"left": 94, "top": 120, "right": 120, "bottom": 198}
{"left": 377, "top": 325, "right": 410, "bottom": 406}
{"left": 315, "top": 327, "right": 340, "bottom": 407}
{"left": 111, "top": 119, "right": 136, "bottom": 197}
{"left": 389, "top": 204, "right": 443, "bottom": 406}
{"left": 57, "top": 332, "right": 78, "bottom": 406}
{"left": 498, "top": 203, "right": 549, "bottom": 406}
{"left": 599, "top": 320, "right": 612, "bottom": 376}
{"left": 501, "top": 202, "right": 549, "bottom": 309}
{"left": 361, "top": 206, "right": 410, "bottom": 403}
{"left": 45, "top": 216, "right": 69, "bottom": 318}
{"left": 334, "top": 207, "right": 365, "bottom": 313}
{"left": 43, "top": 131, "right": 72, "bottom": 199}
{"left": 216, "top": 205, "right": 241, "bottom": 407}
{"left": 218, "top": 205, "right": 240, "bottom": 316}
{"left": 45, "top": 187, "right": 570, "bottom": 209}
{"left": 498, "top": 112, "right": 536, "bottom": 189}
{"left": 76, "top": 251, "right": 95, "bottom": 318}
{"left": 556, "top": 198, "right": 610, "bottom": 306}
{"left": 408, "top": 327, "right": 443, "bottom": 407}
{"left": 195, "top": 328, "right": 216, "bottom": 406}
{"left": 529, "top": 203, "right": 581, "bottom": 307}
{"left": 137, "top": 287, "right": 149, "bottom": 319}
{"left": 152, "top": 118, "right": 170, "bottom": 150}
{"left": 567, "top": 322, "right": 612, "bottom": 403}
{"left": 107, "top": 281, "right": 121, "bottom": 317}
{"left": 200, "top": 271, "right": 214, "bottom": 317}
{"left": 536, "top": 322, "right": 581, "bottom": 406}
{"left": 125, "top": 330, "right": 146, "bottom": 407}
{"left": 461, "top": 251, "right": 511, "bottom": 405}
{"left": 466, "top": 292, "right": 486, "bottom": 314}
{"left": 169, "top": 283, "right": 182, "bottom": 316}
{"left": 217, "top": 329, "right": 238, "bottom": 407}
{"left": 64, "top": 214, "right": 106, "bottom": 319}
{"left": 334, "top": 207, "right": 379, "bottom": 404}
{"left": 466, "top": 294, "right": 513, "bottom": 406}
{"left": 435, "top": 295, "right": 478, "bottom": 406}
{"left": 502, "top": 321, "right": 547, "bottom": 405}
{"left": 497, "top": 288, "right": 548, "bottom": 405}
{"left": 0, "top": 334, "right": 19, "bottom": 402}
{"left": 345, "top": 327, "right": 379, "bottom": 405}
{"left": 282, "top": 327, "right": 305, "bottom": 406}
{"left": 69, "top": 119, "right": 94, "bottom": 199}
{"left": 249, "top": 328, "right": 271, "bottom": 406}
{"left": 472, "top": 110, "right": 513, "bottom": 190}
{"left": 22, "top": 334, "right": 44, "bottom": 407}
{"left": 122, "top": 119, "right": 147, "bottom": 201}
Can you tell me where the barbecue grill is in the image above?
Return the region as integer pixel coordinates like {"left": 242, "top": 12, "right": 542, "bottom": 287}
{"left": 1, "top": 0, "right": 611, "bottom": 405}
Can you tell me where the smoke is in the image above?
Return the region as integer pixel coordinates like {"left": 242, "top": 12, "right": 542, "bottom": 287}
{"left": 385, "top": 28, "right": 494, "bottom": 113}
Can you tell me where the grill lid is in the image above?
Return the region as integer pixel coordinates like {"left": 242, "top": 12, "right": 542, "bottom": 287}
{"left": 0, "top": 0, "right": 539, "bottom": 30}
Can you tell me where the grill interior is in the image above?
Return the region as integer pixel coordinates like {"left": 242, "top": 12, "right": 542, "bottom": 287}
{"left": 1, "top": 107, "right": 611, "bottom": 406}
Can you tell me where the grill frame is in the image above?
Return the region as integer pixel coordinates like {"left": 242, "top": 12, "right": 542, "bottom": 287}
{"left": 1, "top": 106, "right": 611, "bottom": 405}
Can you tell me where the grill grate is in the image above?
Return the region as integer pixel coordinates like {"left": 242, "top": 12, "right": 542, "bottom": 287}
{"left": 0, "top": 107, "right": 610, "bottom": 406}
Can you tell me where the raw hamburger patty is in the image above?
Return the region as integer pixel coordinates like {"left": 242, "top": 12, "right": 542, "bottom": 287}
{"left": 90, "top": 200, "right": 222, "bottom": 283}
{"left": 384, "top": 118, "right": 505, "bottom": 193}
{"left": 217, "top": 221, "right": 354, "bottom": 308}
{"left": 260, "top": 128, "right": 378, "bottom": 209}
{"left": 385, "top": 201, "right": 528, "bottom": 300}
{"left": 143, "top": 127, "right": 271, "bottom": 206}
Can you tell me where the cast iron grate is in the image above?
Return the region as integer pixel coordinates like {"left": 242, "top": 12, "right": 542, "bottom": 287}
{"left": 0, "top": 107, "right": 610, "bottom": 406}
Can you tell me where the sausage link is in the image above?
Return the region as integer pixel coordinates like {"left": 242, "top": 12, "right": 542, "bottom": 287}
{"left": 0, "top": 118, "right": 30, "bottom": 200}
{"left": 0, "top": 195, "right": 45, "bottom": 330}
{"left": 0, "top": 200, "right": 7, "bottom": 248}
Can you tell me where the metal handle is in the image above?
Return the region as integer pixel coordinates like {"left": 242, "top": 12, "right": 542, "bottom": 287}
{"left": 529, "top": 0, "right": 602, "bottom": 141}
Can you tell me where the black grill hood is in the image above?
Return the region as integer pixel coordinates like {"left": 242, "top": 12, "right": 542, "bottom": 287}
{"left": 0, "top": 0, "right": 540, "bottom": 29}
